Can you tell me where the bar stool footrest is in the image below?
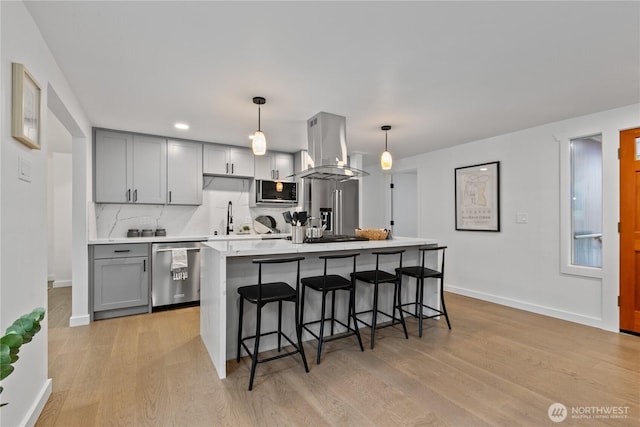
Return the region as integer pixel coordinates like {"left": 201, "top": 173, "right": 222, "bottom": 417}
{"left": 239, "top": 330, "right": 302, "bottom": 363}
{"left": 399, "top": 302, "right": 445, "bottom": 318}
{"left": 302, "top": 319, "right": 359, "bottom": 342}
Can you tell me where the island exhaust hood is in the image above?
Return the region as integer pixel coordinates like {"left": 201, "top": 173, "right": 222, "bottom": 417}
{"left": 294, "top": 112, "right": 368, "bottom": 181}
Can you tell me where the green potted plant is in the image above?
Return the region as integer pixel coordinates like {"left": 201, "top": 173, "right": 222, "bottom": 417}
{"left": 0, "top": 307, "right": 46, "bottom": 407}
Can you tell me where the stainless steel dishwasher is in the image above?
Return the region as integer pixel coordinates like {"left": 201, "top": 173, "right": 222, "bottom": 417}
{"left": 151, "top": 241, "right": 202, "bottom": 308}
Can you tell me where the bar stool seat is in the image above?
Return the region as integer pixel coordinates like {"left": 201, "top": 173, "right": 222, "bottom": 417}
{"left": 351, "top": 250, "right": 408, "bottom": 349}
{"left": 350, "top": 270, "right": 396, "bottom": 283}
{"left": 301, "top": 274, "right": 352, "bottom": 292}
{"left": 300, "top": 253, "right": 364, "bottom": 364}
{"left": 237, "top": 282, "right": 297, "bottom": 303}
{"left": 236, "top": 256, "right": 309, "bottom": 390}
{"left": 396, "top": 245, "right": 451, "bottom": 337}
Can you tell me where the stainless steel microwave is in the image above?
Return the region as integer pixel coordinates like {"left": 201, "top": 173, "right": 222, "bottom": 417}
{"left": 255, "top": 180, "right": 297, "bottom": 204}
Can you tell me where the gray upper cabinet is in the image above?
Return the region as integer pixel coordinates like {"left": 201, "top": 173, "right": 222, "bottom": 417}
{"left": 132, "top": 134, "right": 167, "bottom": 204}
{"left": 203, "top": 144, "right": 254, "bottom": 178}
{"left": 167, "top": 139, "right": 203, "bottom": 205}
{"left": 254, "top": 151, "right": 294, "bottom": 181}
{"left": 94, "top": 129, "right": 167, "bottom": 204}
{"left": 95, "top": 130, "right": 133, "bottom": 203}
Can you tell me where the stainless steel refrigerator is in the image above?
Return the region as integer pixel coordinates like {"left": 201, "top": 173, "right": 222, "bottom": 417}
{"left": 303, "top": 178, "right": 359, "bottom": 236}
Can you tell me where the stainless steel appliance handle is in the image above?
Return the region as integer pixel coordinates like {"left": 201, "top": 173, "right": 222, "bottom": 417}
{"left": 154, "top": 248, "right": 200, "bottom": 253}
{"left": 333, "top": 189, "right": 343, "bottom": 235}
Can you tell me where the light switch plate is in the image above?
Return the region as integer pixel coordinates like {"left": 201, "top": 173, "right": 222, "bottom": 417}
{"left": 18, "top": 155, "right": 32, "bottom": 183}
{"left": 516, "top": 212, "right": 528, "bottom": 224}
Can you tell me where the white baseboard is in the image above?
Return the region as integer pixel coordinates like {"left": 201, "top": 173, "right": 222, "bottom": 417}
{"left": 445, "top": 284, "right": 609, "bottom": 331}
{"left": 69, "top": 314, "right": 90, "bottom": 327}
{"left": 52, "top": 279, "right": 71, "bottom": 288}
{"left": 22, "top": 378, "right": 52, "bottom": 427}
{"left": 47, "top": 274, "right": 55, "bottom": 282}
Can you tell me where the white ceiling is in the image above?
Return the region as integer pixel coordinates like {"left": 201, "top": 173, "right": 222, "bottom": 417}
{"left": 25, "top": 1, "right": 640, "bottom": 161}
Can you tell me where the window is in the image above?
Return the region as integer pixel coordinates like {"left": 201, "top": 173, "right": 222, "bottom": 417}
{"left": 571, "top": 135, "right": 602, "bottom": 267}
{"left": 560, "top": 133, "right": 603, "bottom": 277}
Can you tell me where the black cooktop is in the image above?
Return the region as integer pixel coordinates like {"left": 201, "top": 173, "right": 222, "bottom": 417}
{"left": 305, "top": 235, "right": 369, "bottom": 244}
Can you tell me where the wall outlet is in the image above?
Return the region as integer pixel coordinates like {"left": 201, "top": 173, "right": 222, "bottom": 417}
{"left": 516, "top": 212, "right": 529, "bottom": 224}
{"left": 139, "top": 216, "right": 151, "bottom": 226}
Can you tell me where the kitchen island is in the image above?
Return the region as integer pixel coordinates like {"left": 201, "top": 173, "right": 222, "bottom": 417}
{"left": 200, "top": 236, "right": 438, "bottom": 378}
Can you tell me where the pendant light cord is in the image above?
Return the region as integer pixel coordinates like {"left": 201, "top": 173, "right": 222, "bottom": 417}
{"left": 258, "top": 106, "right": 261, "bottom": 132}
{"left": 385, "top": 130, "right": 388, "bottom": 151}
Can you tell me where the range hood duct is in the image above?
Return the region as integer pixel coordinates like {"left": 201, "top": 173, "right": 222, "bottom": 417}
{"left": 294, "top": 112, "right": 368, "bottom": 182}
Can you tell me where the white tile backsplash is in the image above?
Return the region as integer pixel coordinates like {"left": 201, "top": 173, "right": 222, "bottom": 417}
{"left": 94, "top": 176, "right": 294, "bottom": 238}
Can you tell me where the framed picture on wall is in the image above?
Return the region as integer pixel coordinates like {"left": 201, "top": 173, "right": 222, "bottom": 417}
{"left": 12, "top": 62, "right": 41, "bottom": 150}
{"left": 455, "top": 161, "right": 500, "bottom": 231}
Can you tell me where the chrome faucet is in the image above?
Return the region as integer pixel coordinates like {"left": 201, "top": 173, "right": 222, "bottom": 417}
{"left": 226, "top": 201, "right": 233, "bottom": 235}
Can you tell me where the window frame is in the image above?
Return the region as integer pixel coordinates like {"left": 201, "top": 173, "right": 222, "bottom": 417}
{"left": 559, "top": 132, "right": 603, "bottom": 278}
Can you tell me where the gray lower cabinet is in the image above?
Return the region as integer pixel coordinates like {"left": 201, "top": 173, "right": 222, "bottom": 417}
{"left": 91, "top": 243, "right": 150, "bottom": 320}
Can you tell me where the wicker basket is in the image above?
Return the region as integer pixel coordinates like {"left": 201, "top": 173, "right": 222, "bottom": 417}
{"left": 355, "top": 228, "right": 389, "bottom": 240}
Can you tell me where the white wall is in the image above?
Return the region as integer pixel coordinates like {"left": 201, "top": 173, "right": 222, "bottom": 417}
{"left": 46, "top": 110, "right": 72, "bottom": 284}
{"left": 363, "top": 103, "right": 640, "bottom": 332}
{"left": 52, "top": 152, "right": 72, "bottom": 286}
{"left": 1, "top": 2, "right": 91, "bottom": 425}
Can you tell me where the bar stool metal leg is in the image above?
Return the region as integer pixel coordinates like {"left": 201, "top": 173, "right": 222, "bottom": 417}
{"left": 370, "top": 281, "right": 379, "bottom": 349}
{"left": 277, "top": 300, "right": 283, "bottom": 351}
{"left": 396, "top": 278, "right": 408, "bottom": 339}
{"left": 317, "top": 290, "right": 327, "bottom": 364}
{"left": 237, "top": 297, "right": 244, "bottom": 362}
{"left": 440, "top": 277, "right": 451, "bottom": 329}
{"left": 248, "top": 302, "right": 263, "bottom": 390}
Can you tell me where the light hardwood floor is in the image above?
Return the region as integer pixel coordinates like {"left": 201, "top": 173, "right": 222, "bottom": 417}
{"left": 38, "top": 288, "right": 639, "bottom": 426}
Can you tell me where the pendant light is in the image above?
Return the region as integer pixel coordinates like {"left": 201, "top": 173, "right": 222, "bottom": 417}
{"left": 380, "top": 125, "right": 393, "bottom": 170}
{"left": 251, "top": 96, "right": 267, "bottom": 155}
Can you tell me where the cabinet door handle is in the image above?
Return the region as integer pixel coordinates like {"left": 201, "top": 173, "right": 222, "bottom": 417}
{"left": 143, "top": 259, "right": 146, "bottom": 272}
{"left": 114, "top": 250, "right": 131, "bottom": 253}
{"left": 134, "top": 189, "right": 138, "bottom": 202}
{"left": 226, "top": 163, "right": 229, "bottom": 174}
{"left": 169, "top": 191, "right": 172, "bottom": 203}
{"left": 231, "top": 163, "right": 234, "bottom": 174}
{"left": 271, "top": 170, "right": 274, "bottom": 179}
{"left": 276, "top": 170, "right": 280, "bottom": 179}
{"left": 127, "top": 189, "right": 131, "bottom": 202}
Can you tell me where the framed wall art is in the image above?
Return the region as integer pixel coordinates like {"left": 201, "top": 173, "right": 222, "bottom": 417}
{"left": 455, "top": 161, "right": 500, "bottom": 231}
{"left": 12, "top": 62, "right": 41, "bottom": 150}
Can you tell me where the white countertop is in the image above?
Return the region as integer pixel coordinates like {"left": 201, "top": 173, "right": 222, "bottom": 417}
{"left": 202, "top": 236, "right": 436, "bottom": 257}
{"left": 88, "top": 233, "right": 290, "bottom": 245}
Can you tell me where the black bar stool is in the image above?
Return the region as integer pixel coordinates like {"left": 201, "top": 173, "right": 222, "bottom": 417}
{"left": 236, "top": 256, "right": 309, "bottom": 390}
{"left": 396, "top": 246, "right": 450, "bottom": 337}
{"left": 351, "top": 250, "right": 408, "bottom": 349}
{"left": 300, "top": 253, "right": 364, "bottom": 364}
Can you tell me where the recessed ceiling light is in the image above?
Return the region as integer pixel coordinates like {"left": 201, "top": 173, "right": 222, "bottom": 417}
{"left": 174, "top": 122, "right": 189, "bottom": 130}
{"left": 479, "top": 167, "right": 488, "bottom": 171}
